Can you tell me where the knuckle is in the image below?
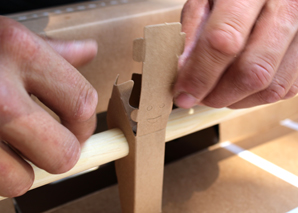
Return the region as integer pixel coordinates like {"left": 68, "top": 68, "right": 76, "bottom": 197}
{"left": 285, "top": 83, "right": 298, "bottom": 99}
{"left": 235, "top": 63, "right": 274, "bottom": 93}
{"left": 0, "top": 18, "right": 39, "bottom": 62}
{"left": 206, "top": 23, "right": 244, "bottom": 57}
{"left": 260, "top": 83, "right": 287, "bottom": 104}
{"left": 73, "top": 85, "right": 98, "bottom": 122}
{"left": 178, "top": 67, "right": 211, "bottom": 97}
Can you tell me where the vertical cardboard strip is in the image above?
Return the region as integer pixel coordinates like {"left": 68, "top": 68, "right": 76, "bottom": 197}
{"left": 107, "top": 23, "right": 185, "bottom": 213}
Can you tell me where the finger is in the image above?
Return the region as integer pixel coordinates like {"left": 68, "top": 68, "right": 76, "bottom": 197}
{"left": 174, "top": 0, "right": 266, "bottom": 108}
{"left": 0, "top": 140, "right": 34, "bottom": 197}
{"left": 0, "top": 78, "right": 81, "bottom": 174}
{"left": 203, "top": 1, "right": 298, "bottom": 108}
{"left": 45, "top": 38, "right": 98, "bottom": 68}
{"left": 284, "top": 77, "right": 298, "bottom": 99}
{"left": 229, "top": 76, "right": 298, "bottom": 109}
{"left": 3, "top": 21, "right": 98, "bottom": 143}
{"left": 227, "top": 32, "right": 298, "bottom": 109}
{"left": 180, "top": 0, "right": 210, "bottom": 68}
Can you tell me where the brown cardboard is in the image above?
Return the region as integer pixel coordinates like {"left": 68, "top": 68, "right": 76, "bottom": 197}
{"left": 0, "top": 198, "right": 15, "bottom": 213}
{"left": 46, "top": 119, "right": 298, "bottom": 213}
{"left": 219, "top": 95, "right": 298, "bottom": 142}
{"left": 8, "top": 0, "right": 186, "bottom": 114}
{"left": 107, "top": 23, "right": 184, "bottom": 213}
{"left": 130, "top": 24, "right": 185, "bottom": 136}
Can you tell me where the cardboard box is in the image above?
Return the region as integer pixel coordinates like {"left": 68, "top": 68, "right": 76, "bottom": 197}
{"left": 8, "top": 0, "right": 186, "bottom": 114}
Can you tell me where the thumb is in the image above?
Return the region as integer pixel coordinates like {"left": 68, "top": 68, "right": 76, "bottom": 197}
{"left": 44, "top": 38, "right": 98, "bottom": 68}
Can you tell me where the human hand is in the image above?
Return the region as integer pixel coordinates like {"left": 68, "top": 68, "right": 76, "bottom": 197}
{"left": 0, "top": 16, "right": 98, "bottom": 197}
{"left": 174, "top": 0, "right": 298, "bottom": 109}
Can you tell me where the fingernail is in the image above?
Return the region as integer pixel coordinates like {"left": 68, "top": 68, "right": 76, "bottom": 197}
{"left": 71, "top": 40, "right": 88, "bottom": 49}
{"left": 72, "top": 40, "right": 97, "bottom": 49}
{"left": 174, "top": 92, "right": 198, "bottom": 108}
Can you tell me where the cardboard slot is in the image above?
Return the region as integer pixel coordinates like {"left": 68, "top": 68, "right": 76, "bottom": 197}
{"left": 129, "top": 74, "right": 142, "bottom": 109}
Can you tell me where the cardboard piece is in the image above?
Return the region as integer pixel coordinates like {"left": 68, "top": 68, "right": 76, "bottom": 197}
{"left": 107, "top": 23, "right": 184, "bottom": 213}
{"left": 0, "top": 198, "right": 15, "bottom": 213}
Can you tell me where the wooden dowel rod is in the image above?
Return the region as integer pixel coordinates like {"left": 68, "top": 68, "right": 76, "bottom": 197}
{"left": 0, "top": 129, "right": 129, "bottom": 201}
{"left": 165, "top": 106, "right": 262, "bottom": 142}
{"left": 0, "top": 105, "right": 262, "bottom": 201}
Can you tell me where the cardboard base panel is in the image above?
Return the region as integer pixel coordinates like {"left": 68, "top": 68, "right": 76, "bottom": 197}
{"left": 220, "top": 96, "right": 298, "bottom": 143}
{"left": 45, "top": 116, "right": 298, "bottom": 213}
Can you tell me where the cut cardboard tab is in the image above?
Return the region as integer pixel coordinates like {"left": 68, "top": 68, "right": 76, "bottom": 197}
{"left": 107, "top": 23, "right": 185, "bottom": 213}
{"left": 133, "top": 38, "right": 145, "bottom": 62}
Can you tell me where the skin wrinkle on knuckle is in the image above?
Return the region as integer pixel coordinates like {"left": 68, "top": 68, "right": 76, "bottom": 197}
{"left": 260, "top": 82, "right": 287, "bottom": 103}
{"left": 286, "top": 83, "right": 298, "bottom": 98}
{"left": 72, "top": 84, "right": 98, "bottom": 122}
{"left": 234, "top": 62, "right": 274, "bottom": 94}
{"left": 183, "top": 73, "right": 208, "bottom": 95}
{"left": 206, "top": 23, "right": 244, "bottom": 57}
{"left": 200, "top": 40, "right": 228, "bottom": 66}
{"left": 179, "top": 55, "right": 218, "bottom": 96}
{"left": 181, "top": 40, "right": 226, "bottom": 85}
{"left": 178, "top": 42, "right": 228, "bottom": 97}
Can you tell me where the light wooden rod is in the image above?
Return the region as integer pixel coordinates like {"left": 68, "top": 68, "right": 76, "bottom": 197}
{"left": 0, "top": 105, "right": 261, "bottom": 201}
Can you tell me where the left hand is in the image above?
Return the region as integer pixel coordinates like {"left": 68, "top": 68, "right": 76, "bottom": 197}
{"left": 174, "top": 0, "right": 298, "bottom": 109}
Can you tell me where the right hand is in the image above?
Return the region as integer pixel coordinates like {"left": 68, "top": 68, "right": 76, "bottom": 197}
{"left": 174, "top": 0, "right": 298, "bottom": 109}
{"left": 0, "top": 16, "right": 98, "bottom": 197}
